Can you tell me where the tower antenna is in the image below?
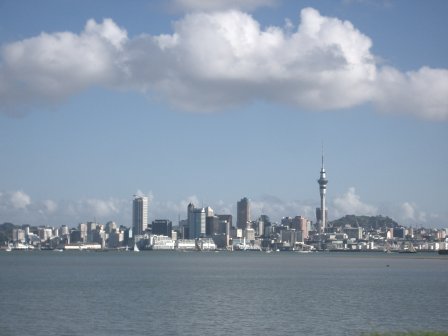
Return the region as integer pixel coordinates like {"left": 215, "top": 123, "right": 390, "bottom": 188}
{"left": 321, "top": 142, "right": 325, "bottom": 170}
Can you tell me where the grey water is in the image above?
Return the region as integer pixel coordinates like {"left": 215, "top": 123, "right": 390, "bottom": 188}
{"left": 0, "top": 251, "right": 447, "bottom": 336}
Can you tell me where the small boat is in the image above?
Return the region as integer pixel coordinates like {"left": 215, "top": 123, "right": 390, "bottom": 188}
{"left": 133, "top": 242, "right": 140, "bottom": 252}
{"left": 5, "top": 244, "right": 12, "bottom": 252}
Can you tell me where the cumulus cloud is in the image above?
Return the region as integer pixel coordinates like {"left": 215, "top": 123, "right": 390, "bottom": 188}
{"left": 42, "top": 200, "right": 58, "bottom": 214}
{"left": 1, "top": 8, "right": 447, "bottom": 119}
{"left": 251, "top": 195, "right": 315, "bottom": 222}
{"left": 1, "top": 190, "right": 446, "bottom": 228}
{"left": 375, "top": 67, "right": 448, "bottom": 121}
{"left": 81, "top": 198, "right": 122, "bottom": 217}
{"left": 398, "top": 202, "right": 428, "bottom": 224}
{"left": 9, "top": 190, "right": 32, "bottom": 209}
{"left": 0, "top": 190, "right": 128, "bottom": 226}
{"left": 0, "top": 19, "right": 128, "bottom": 114}
{"left": 333, "top": 187, "right": 378, "bottom": 217}
{"left": 169, "top": 0, "right": 278, "bottom": 12}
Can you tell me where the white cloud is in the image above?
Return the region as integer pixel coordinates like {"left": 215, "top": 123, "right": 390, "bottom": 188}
{"left": 169, "top": 0, "right": 278, "bottom": 12}
{"left": 81, "top": 198, "right": 121, "bottom": 217}
{"left": 9, "top": 191, "right": 31, "bottom": 209}
{"left": 0, "top": 19, "right": 128, "bottom": 114}
{"left": 375, "top": 66, "right": 448, "bottom": 121}
{"left": 0, "top": 191, "right": 128, "bottom": 226}
{"left": 42, "top": 200, "right": 58, "bottom": 214}
{"left": 398, "top": 202, "right": 428, "bottom": 224}
{"left": 0, "top": 8, "right": 446, "bottom": 119}
{"left": 142, "top": 8, "right": 377, "bottom": 112}
{"left": 333, "top": 187, "right": 378, "bottom": 217}
{"left": 0, "top": 190, "right": 446, "bottom": 228}
{"left": 251, "top": 195, "right": 315, "bottom": 222}
{"left": 153, "top": 195, "right": 200, "bottom": 218}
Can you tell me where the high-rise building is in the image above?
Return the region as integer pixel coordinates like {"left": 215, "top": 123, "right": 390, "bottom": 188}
{"left": 133, "top": 195, "right": 148, "bottom": 236}
{"left": 79, "top": 223, "right": 87, "bottom": 242}
{"left": 292, "top": 216, "right": 309, "bottom": 239}
{"left": 152, "top": 219, "right": 173, "bottom": 237}
{"left": 237, "top": 197, "right": 250, "bottom": 230}
{"left": 317, "top": 150, "right": 328, "bottom": 234}
{"left": 187, "top": 203, "right": 206, "bottom": 239}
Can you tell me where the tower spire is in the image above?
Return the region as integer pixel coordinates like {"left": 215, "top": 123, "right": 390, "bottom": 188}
{"left": 321, "top": 143, "right": 325, "bottom": 171}
{"left": 317, "top": 146, "right": 328, "bottom": 235}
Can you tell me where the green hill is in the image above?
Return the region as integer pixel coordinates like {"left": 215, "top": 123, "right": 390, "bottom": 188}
{"left": 330, "top": 215, "right": 399, "bottom": 231}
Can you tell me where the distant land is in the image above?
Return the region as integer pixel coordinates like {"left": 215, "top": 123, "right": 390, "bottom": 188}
{"left": 330, "top": 215, "right": 399, "bottom": 231}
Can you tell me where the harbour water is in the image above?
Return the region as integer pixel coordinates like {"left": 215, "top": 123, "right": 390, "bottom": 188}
{"left": 0, "top": 251, "right": 447, "bottom": 336}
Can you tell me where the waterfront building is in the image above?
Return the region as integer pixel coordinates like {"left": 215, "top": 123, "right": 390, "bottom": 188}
{"left": 344, "top": 227, "right": 363, "bottom": 240}
{"left": 70, "top": 229, "right": 81, "bottom": 243}
{"left": 237, "top": 197, "right": 251, "bottom": 230}
{"left": 255, "top": 217, "right": 265, "bottom": 237}
{"left": 205, "top": 206, "right": 214, "bottom": 217}
{"left": 60, "top": 225, "right": 69, "bottom": 236}
{"left": 133, "top": 195, "right": 148, "bottom": 236}
{"left": 151, "top": 235, "right": 175, "bottom": 250}
{"left": 171, "top": 230, "right": 178, "bottom": 241}
{"left": 108, "top": 229, "right": 124, "bottom": 248}
{"left": 176, "top": 239, "right": 197, "bottom": 250}
{"left": 106, "top": 221, "right": 117, "bottom": 233}
{"left": 12, "top": 228, "right": 25, "bottom": 243}
{"left": 79, "top": 223, "right": 88, "bottom": 242}
{"left": 179, "top": 219, "right": 189, "bottom": 239}
{"left": 217, "top": 214, "right": 232, "bottom": 229}
{"left": 393, "top": 227, "right": 405, "bottom": 239}
{"left": 187, "top": 203, "right": 206, "bottom": 239}
{"left": 281, "top": 217, "right": 293, "bottom": 227}
{"left": 245, "top": 228, "right": 255, "bottom": 242}
{"left": 152, "top": 219, "right": 172, "bottom": 237}
{"left": 199, "top": 238, "right": 216, "bottom": 251}
{"left": 206, "top": 215, "right": 220, "bottom": 236}
{"left": 64, "top": 243, "right": 101, "bottom": 250}
{"left": 87, "top": 222, "right": 98, "bottom": 242}
{"left": 281, "top": 229, "right": 297, "bottom": 245}
{"left": 87, "top": 221, "right": 97, "bottom": 234}
{"left": 38, "top": 227, "right": 53, "bottom": 242}
{"left": 316, "top": 150, "right": 328, "bottom": 234}
{"left": 292, "top": 216, "right": 309, "bottom": 239}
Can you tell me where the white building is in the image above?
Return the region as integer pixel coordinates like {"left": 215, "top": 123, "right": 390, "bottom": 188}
{"left": 151, "top": 235, "right": 175, "bottom": 250}
{"left": 177, "top": 239, "right": 197, "bottom": 250}
{"left": 12, "top": 229, "right": 25, "bottom": 243}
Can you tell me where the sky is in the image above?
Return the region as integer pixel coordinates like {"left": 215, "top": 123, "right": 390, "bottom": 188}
{"left": 0, "top": 0, "right": 447, "bottom": 229}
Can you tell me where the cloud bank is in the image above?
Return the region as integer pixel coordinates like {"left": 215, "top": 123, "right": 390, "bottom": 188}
{"left": 1, "top": 8, "right": 447, "bottom": 119}
{"left": 0, "top": 189, "right": 445, "bottom": 228}
{"left": 333, "top": 187, "right": 378, "bottom": 217}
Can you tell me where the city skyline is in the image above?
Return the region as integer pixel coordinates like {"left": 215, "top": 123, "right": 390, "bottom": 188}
{"left": 0, "top": 0, "right": 447, "bottom": 228}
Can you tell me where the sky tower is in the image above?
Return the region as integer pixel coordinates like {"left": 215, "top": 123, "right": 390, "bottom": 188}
{"left": 317, "top": 149, "right": 328, "bottom": 234}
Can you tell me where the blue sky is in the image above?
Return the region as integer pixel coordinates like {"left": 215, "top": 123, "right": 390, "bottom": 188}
{"left": 0, "top": 0, "right": 447, "bottom": 228}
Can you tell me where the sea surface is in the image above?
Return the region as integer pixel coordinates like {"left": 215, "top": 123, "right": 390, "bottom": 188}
{"left": 0, "top": 251, "right": 447, "bottom": 336}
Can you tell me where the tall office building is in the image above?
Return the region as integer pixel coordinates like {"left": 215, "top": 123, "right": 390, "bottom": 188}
{"left": 152, "top": 219, "right": 173, "bottom": 237}
{"left": 133, "top": 195, "right": 148, "bottom": 236}
{"left": 292, "top": 216, "right": 309, "bottom": 240}
{"left": 237, "top": 197, "right": 250, "bottom": 230}
{"left": 316, "top": 151, "right": 328, "bottom": 234}
{"left": 187, "top": 203, "right": 206, "bottom": 239}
